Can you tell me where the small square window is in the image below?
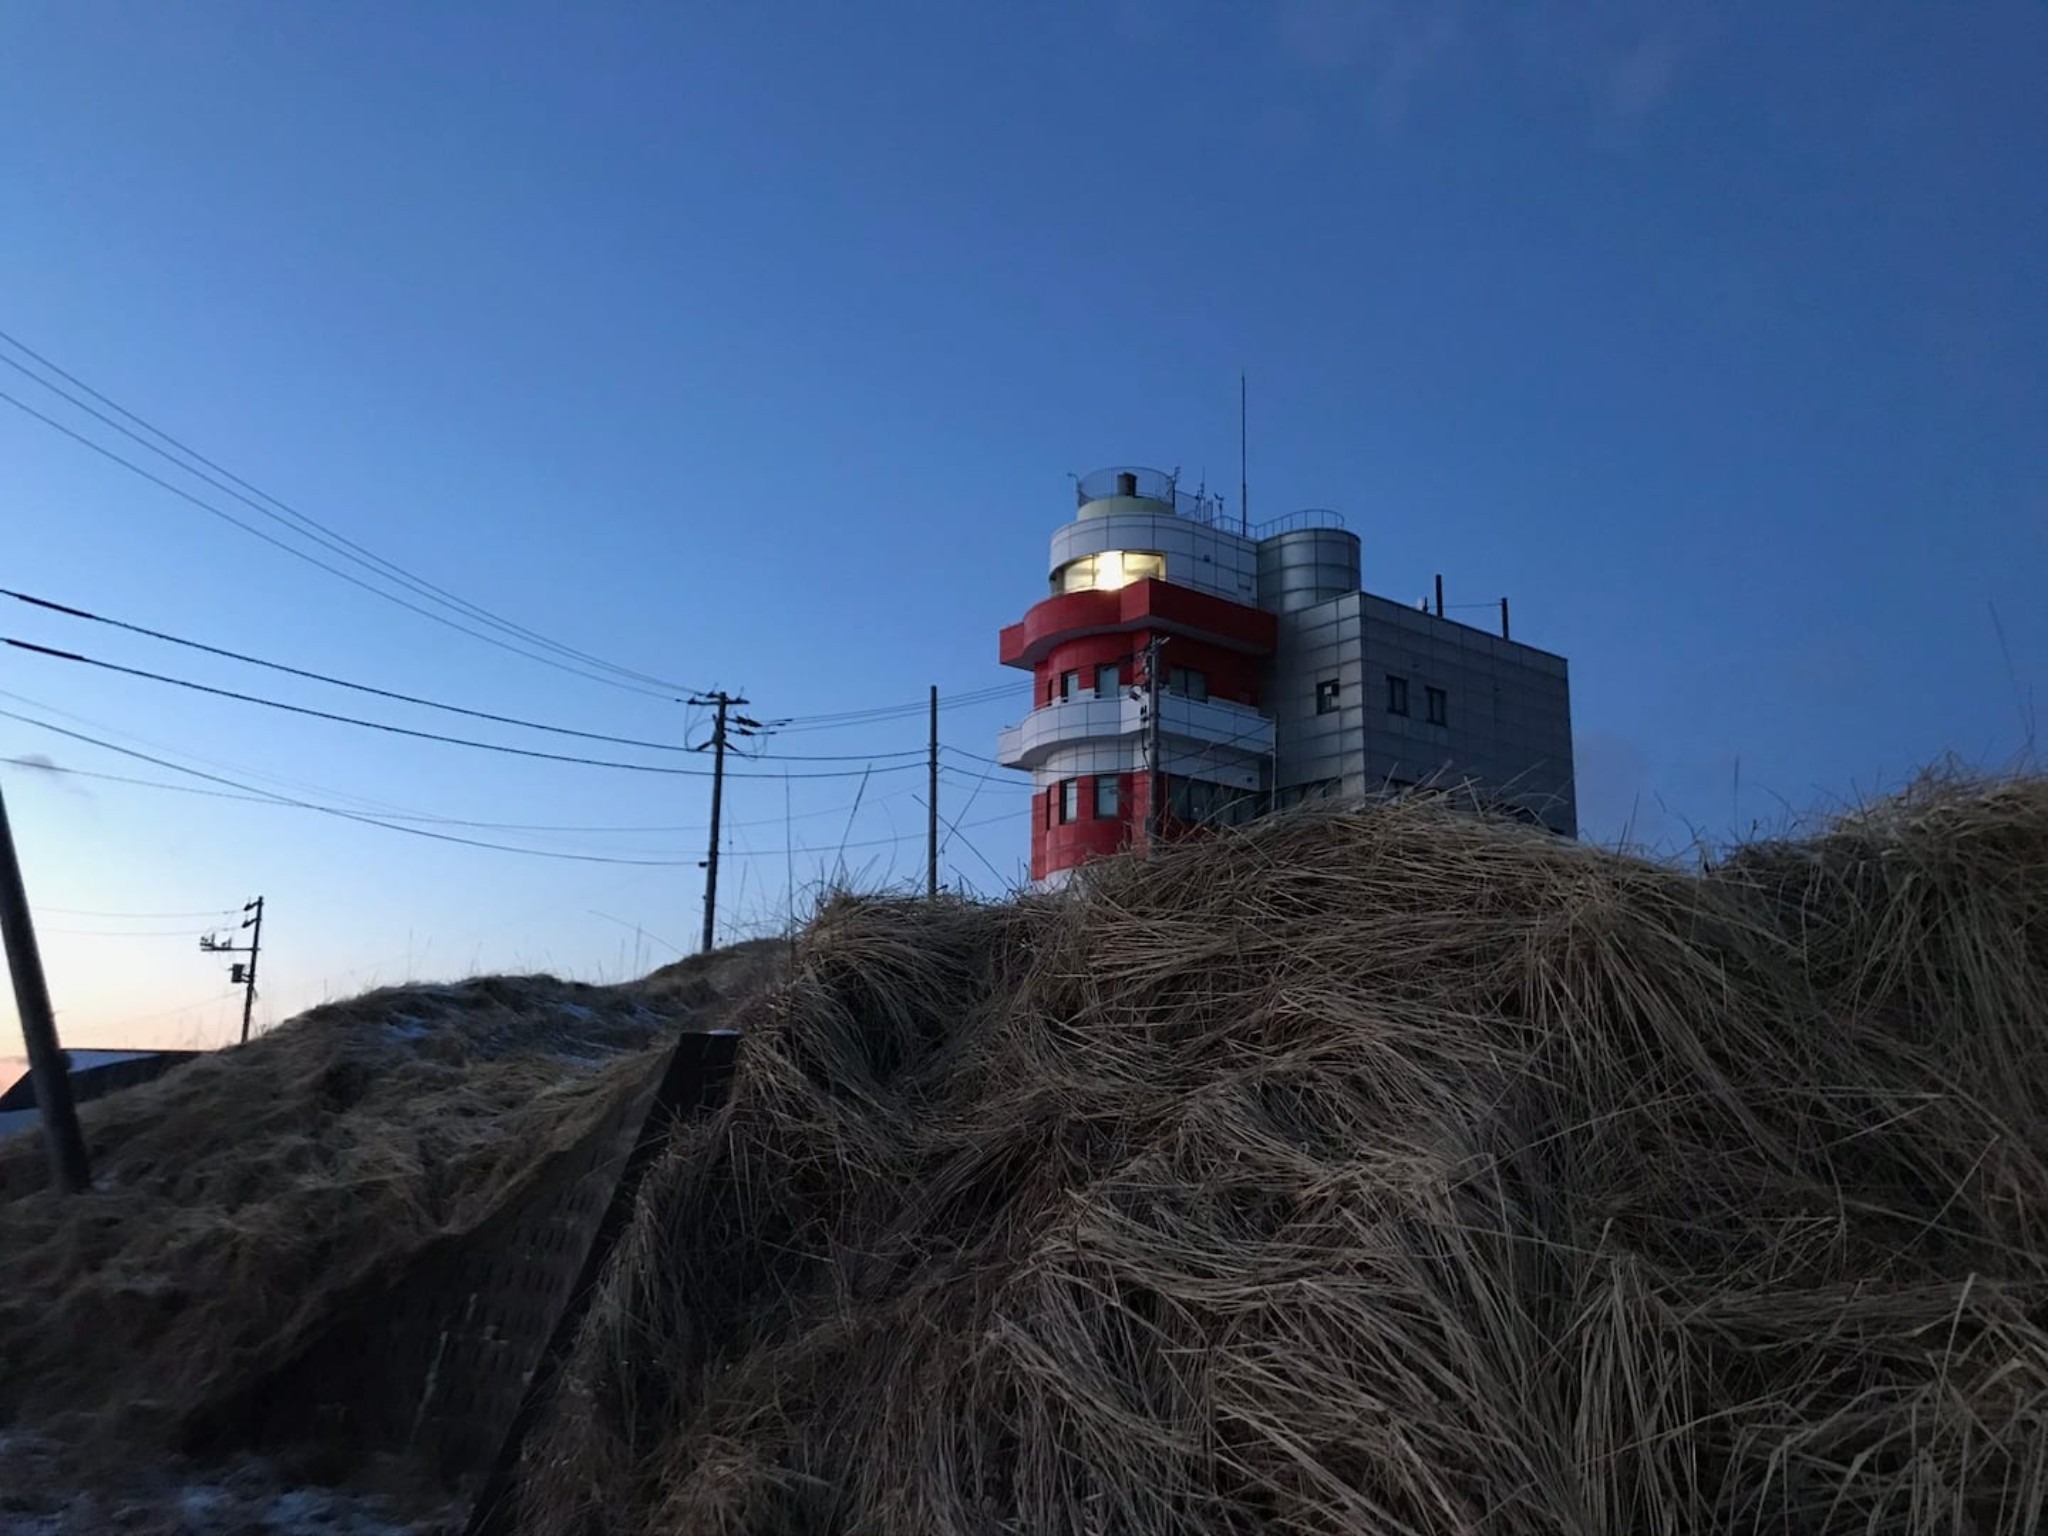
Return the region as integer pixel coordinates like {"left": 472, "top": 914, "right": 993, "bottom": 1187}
{"left": 1096, "top": 662, "right": 1121, "bottom": 695}
{"left": 1094, "top": 776, "right": 1120, "bottom": 819}
{"left": 1425, "top": 685, "right": 1448, "bottom": 726}
{"left": 1315, "top": 679, "right": 1341, "bottom": 715}
{"left": 1060, "top": 778, "right": 1080, "bottom": 823}
{"left": 1172, "top": 667, "right": 1209, "bottom": 703}
{"left": 1386, "top": 675, "right": 1410, "bottom": 716}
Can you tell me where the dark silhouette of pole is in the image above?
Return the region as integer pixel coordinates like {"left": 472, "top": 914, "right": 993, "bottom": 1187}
{"left": 0, "top": 781, "right": 89, "bottom": 1192}
{"left": 238, "top": 896, "right": 264, "bottom": 1044}
{"left": 927, "top": 685, "right": 939, "bottom": 899}
{"left": 700, "top": 695, "right": 732, "bottom": 953}
{"left": 200, "top": 897, "right": 265, "bottom": 1042}
{"left": 692, "top": 692, "right": 762, "bottom": 953}
{"left": 1500, "top": 596, "right": 1511, "bottom": 641}
{"left": 1143, "top": 634, "right": 1169, "bottom": 850}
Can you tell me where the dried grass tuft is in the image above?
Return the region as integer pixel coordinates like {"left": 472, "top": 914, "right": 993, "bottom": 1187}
{"left": 521, "top": 779, "right": 2048, "bottom": 1536}
{"left": 0, "top": 967, "right": 756, "bottom": 1453}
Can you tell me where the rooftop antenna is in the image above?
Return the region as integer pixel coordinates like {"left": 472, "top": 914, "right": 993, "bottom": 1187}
{"left": 1239, "top": 371, "right": 1249, "bottom": 535}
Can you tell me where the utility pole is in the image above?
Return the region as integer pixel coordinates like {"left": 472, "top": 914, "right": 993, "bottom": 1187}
{"left": 1142, "top": 634, "right": 1169, "bottom": 851}
{"left": 691, "top": 692, "right": 764, "bottom": 953}
{"left": 927, "top": 685, "right": 939, "bottom": 900}
{"left": 0, "top": 780, "right": 90, "bottom": 1192}
{"left": 200, "top": 895, "right": 264, "bottom": 1044}
{"left": 1239, "top": 371, "right": 1249, "bottom": 535}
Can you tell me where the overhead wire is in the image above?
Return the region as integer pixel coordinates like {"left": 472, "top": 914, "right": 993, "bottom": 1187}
{"left": 0, "top": 708, "right": 705, "bottom": 865}
{"left": 3, "top": 586, "right": 938, "bottom": 764}
{"left": 2, "top": 707, "right": 1018, "bottom": 866}
{"left": 0, "top": 384, "right": 688, "bottom": 702}
{"left": 30, "top": 905, "right": 233, "bottom": 920}
{"left": 4, "top": 637, "right": 922, "bottom": 780}
{"left": 0, "top": 753, "right": 935, "bottom": 835}
{"left": 0, "top": 588, "right": 719, "bottom": 753}
{"left": 36, "top": 927, "right": 215, "bottom": 938}
{"left": 775, "top": 682, "right": 1024, "bottom": 732}
{"left": 101, "top": 992, "right": 242, "bottom": 1033}
{"left": 0, "top": 332, "right": 696, "bottom": 695}
{"left": 0, "top": 683, "right": 480, "bottom": 817}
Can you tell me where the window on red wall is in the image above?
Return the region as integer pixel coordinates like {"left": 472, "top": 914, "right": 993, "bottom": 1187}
{"left": 1059, "top": 779, "right": 1080, "bottom": 823}
{"left": 1094, "top": 776, "right": 1119, "bottom": 818}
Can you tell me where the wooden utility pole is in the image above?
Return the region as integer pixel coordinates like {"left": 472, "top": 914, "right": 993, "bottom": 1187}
{"left": 200, "top": 895, "right": 265, "bottom": 1044}
{"left": 692, "top": 692, "right": 762, "bottom": 953}
{"left": 0, "top": 781, "right": 90, "bottom": 1192}
{"left": 1143, "top": 634, "right": 1169, "bottom": 851}
{"left": 238, "top": 897, "right": 263, "bottom": 1043}
{"left": 927, "top": 685, "right": 939, "bottom": 899}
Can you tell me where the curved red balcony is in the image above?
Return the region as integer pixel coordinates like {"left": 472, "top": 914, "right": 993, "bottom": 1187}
{"left": 998, "top": 580, "right": 1277, "bottom": 669}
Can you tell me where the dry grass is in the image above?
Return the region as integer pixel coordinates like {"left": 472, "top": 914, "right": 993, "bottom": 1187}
{"left": 520, "top": 777, "right": 2048, "bottom": 1536}
{"left": 0, "top": 959, "right": 771, "bottom": 1455}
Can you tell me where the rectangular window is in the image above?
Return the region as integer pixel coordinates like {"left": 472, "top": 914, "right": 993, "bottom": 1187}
{"left": 1051, "top": 549, "right": 1167, "bottom": 595}
{"left": 1166, "top": 775, "right": 1263, "bottom": 828}
{"left": 1094, "top": 775, "right": 1119, "bottom": 819}
{"left": 1120, "top": 551, "right": 1165, "bottom": 585}
{"left": 1386, "top": 674, "right": 1410, "bottom": 716}
{"left": 1095, "top": 662, "right": 1121, "bottom": 695}
{"left": 1171, "top": 667, "right": 1209, "bottom": 703}
{"left": 1059, "top": 670, "right": 1080, "bottom": 701}
{"left": 1425, "top": 685, "right": 1448, "bottom": 726}
{"left": 1059, "top": 778, "right": 1080, "bottom": 824}
{"left": 1316, "top": 678, "right": 1340, "bottom": 715}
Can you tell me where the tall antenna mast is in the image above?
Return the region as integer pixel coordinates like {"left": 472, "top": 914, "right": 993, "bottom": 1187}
{"left": 1239, "top": 371, "right": 1249, "bottom": 535}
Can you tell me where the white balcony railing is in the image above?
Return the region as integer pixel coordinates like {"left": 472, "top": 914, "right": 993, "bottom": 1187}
{"left": 996, "top": 692, "right": 1274, "bottom": 771}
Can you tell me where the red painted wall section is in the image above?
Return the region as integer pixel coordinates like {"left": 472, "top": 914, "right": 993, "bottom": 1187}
{"left": 1032, "top": 631, "right": 1267, "bottom": 707}
{"left": 1032, "top": 773, "right": 1137, "bottom": 880}
{"left": 1032, "top": 633, "right": 1141, "bottom": 703}
{"left": 1001, "top": 581, "right": 1277, "bottom": 669}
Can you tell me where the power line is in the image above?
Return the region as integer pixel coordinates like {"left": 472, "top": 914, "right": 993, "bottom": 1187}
{"left": 1, "top": 587, "right": 716, "bottom": 753}
{"left": 941, "top": 743, "right": 1011, "bottom": 768}
{"left": 0, "top": 384, "right": 688, "bottom": 702}
{"left": 36, "top": 927, "right": 213, "bottom": 938}
{"left": 0, "top": 709, "right": 702, "bottom": 865}
{"left": 0, "top": 752, "right": 934, "bottom": 834}
{"left": 1, "top": 707, "right": 1018, "bottom": 866}
{"left": 4, "top": 637, "right": 921, "bottom": 781}
{"left": 30, "top": 905, "right": 233, "bottom": 919}
{"left": 102, "top": 991, "right": 241, "bottom": 1033}
{"left": 3, "top": 587, "right": 928, "bottom": 764}
{"left": 0, "top": 684, "right": 462, "bottom": 817}
{"left": 776, "top": 682, "right": 1023, "bottom": 732}
{"left": 0, "top": 332, "right": 695, "bottom": 695}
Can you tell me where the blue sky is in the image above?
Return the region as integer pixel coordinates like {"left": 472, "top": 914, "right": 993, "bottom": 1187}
{"left": 2, "top": 0, "right": 2042, "bottom": 1058}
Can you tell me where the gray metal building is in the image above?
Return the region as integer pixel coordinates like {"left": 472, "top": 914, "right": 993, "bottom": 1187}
{"left": 1265, "top": 584, "right": 1577, "bottom": 834}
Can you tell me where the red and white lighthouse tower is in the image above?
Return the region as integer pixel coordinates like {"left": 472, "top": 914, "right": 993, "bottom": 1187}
{"left": 997, "top": 468, "right": 1279, "bottom": 882}
{"left": 998, "top": 464, "right": 1580, "bottom": 881}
